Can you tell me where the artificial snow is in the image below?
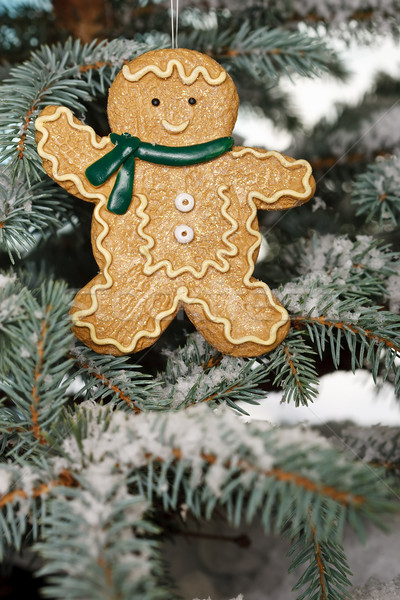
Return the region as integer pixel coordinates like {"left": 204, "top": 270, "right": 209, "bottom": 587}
{"left": 386, "top": 266, "right": 400, "bottom": 313}
{"left": 352, "top": 576, "right": 400, "bottom": 600}
{"left": 276, "top": 233, "right": 393, "bottom": 318}
{"left": 162, "top": 352, "right": 248, "bottom": 409}
{"left": 0, "top": 468, "right": 11, "bottom": 495}
{"left": 0, "top": 273, "right": 16, "bottom": 288}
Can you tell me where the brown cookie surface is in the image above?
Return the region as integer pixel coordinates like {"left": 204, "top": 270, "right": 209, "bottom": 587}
{"left": 35, "top": 48, "right": 315, "bottom": 357}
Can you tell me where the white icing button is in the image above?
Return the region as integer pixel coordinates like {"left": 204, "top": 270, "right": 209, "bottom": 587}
{"left": 175, "top": 192, "right": 195, "bottom": 213}
{"left": 174, "top": 225, "right": 194, "bottom": 244}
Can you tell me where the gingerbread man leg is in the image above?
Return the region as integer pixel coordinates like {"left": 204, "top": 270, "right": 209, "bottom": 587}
{"left": 70, "top": 268, "right": 180, "bottom": 355}
{"left": 182, "top": 274, "right": 290, "bottom": 357}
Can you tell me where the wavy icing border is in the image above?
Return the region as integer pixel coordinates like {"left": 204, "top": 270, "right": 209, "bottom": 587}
{"left": 136, "top": 185, "right": 238, "bottom": 279}
{"left": 35, "top": 106, "right": 114, "bottom": 327}
{"left": 122, "top": 59, "right": 227, "bottom": 86}
{"left": 231, "top": 148, "right": 313, "bottom": 203}
{"left": 35, "top": 106, "right": 111, "bottom": 200}
{"left": 33, "top": 106, "right": 312, "bottom": 352}
{"left": 73, "top": 185, "right": 288, "bottom": 352}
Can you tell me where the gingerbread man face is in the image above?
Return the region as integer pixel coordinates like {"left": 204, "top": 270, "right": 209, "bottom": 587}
{"left": 107, "top": 49, "right": 239, "bottom": 146}
{"left": 35, "top": 48, "right": 315, "bottom": 358}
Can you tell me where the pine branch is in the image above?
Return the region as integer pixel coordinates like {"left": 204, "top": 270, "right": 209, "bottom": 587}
{"left": 0, "top": 273, "right": 27, "bottom": 374}
{"left": 292, "top": 310, "right": 400, "bottom": 388}
{"left": 275, "top": 234, "right": 400, "bottom": 389}
{"left": 0, "top": 279, "right": 74, "bottom": 455}
{"left": 284, "top": 4, "right": 400, "bottom": 37}
{"left": 128, "top": 405, "right": 396, "bottom": 538}
{"left": 35, "top": 491, "right": 165, "bottom": 600}
{"left": 0, "top": 462, "right": 69, "bottom": 559}
{"left": 0, "top": 37, "right": 166, "bottom": 180}
{"left": 288, "top": 516, "right": 352, "bottom": 600}
{"left": 1, "top": 402, "right": 397, "bottom": 599}
{"left": 213, "top": 1, "right": 400, "bottom": 33}
{"left": 261, "top": 330, "right": 319, "bottom": 406}
{"left": 159, "top": 333, "right": 268, "bottom": 414}
{"left": 70, "top": 344, "right": 160, "bottom": 413}
{"left": 0, "top": 168, "right": 74, "bottom": 262}
{"left": 352, "top": 156, "right": 400, "bottom": 227}
{"left": 181, "top": 23, "right": 347, "bottom": 83}
{"left": 279, "top": 233, "right": 398, "bottom": 304}
{"left": 339, "top": 425, "right": 400, "bottom": 476}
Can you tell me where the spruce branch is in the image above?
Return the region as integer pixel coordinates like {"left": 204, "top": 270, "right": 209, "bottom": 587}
{"left": 215, "top": 0, "right": 400, "bottom": 33}
{"left": 292, "top": 310, "right": 400, "bottom": 387}
{"left": 181, "top": 23, "right": 346, "bottom": 83}
{"left": 261, "top": 330, "right": 319, "bottom": 406}
{"left": 159, "top": 333, "right": 268, "bottom": 413}
{"left": 0, "top": 37, "right": 166, "bottom": 180}
{"left": 0, "top": 273, "right": 27, "bottom": 374}
{"left": 280, "top": 233, "right": 399, "bottom": 303}
{"left": 0, "top": 279, "right": 74, "bottom": 455}
{"left": 275, "top": 234, "right": 400, "bottom": 389}
{"left": 35, "top": 491, "right": 164, "bottom": 600}
{"left": 1, "top": 402, "right": 397, "bottom": 599}
{"left": 288, "top": 516, "right": 352, "bottom": 600}
{"left": 338, "top": 425, "right": 400, "bottom": 476}
{"left": 0, "top": 168, "right": 74, "bottom": 262}
{"left": 70, "top": 344, "right": 160, "bottom": 413}
{"left": 352, "top": 156, "right": 400, "bottom": 227}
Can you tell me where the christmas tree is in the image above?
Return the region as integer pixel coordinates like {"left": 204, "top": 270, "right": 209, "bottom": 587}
{"left": 1, "top": 1, "right": 400, "bottom": 599}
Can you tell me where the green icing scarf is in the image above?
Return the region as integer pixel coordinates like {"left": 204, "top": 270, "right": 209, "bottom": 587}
{"left": 85, "top": 132, "right": 234, "bottom": 215}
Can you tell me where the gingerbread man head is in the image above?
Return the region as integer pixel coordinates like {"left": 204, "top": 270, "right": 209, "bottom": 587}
{"left": 107, "top": 49, "right": 239, "bottom": 146}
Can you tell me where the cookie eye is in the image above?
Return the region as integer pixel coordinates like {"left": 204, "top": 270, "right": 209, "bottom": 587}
{"left": 151, "top": 98, "right": 160, "bottom": 106}
{"left": 188, "top": 97, "right": 196, "bottom": 105}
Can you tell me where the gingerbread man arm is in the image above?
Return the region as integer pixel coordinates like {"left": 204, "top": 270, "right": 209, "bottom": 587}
{"left": 35, "top": 105, "right": 115, "bottom": 202}
{"left": 230, "top": 147, "right": 315, "bottom": 210}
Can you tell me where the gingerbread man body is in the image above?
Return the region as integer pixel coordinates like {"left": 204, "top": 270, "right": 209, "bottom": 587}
{"left": 35, "top": 48, "right": 315, "bottom": 357}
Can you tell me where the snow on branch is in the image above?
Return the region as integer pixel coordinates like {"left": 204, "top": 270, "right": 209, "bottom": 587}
{"left": 159, "top": 334, "right": 269, "bottom": 413}
{"left": 0, "top": 396, "right": 397, "bottom": 598}
{"left": 352, "top": 156, "right": 400, "bottom": 228}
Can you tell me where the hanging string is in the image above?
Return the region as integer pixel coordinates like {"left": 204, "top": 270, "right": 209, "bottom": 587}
{"left": 175, "top": 0, "right": 179, "bottom": 48}
{"left": 170, "top": 0, "right": 174, "bottom": 49}
{"left": 170, "top": 0, "right": 179, "bottom": 49}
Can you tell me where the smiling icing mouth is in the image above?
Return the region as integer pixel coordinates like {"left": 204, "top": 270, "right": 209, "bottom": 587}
{"left": 162, "top": 119, "right": 190, "bottom": 133}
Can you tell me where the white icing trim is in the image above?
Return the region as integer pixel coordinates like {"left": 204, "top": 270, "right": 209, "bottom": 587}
{"left": 35, "top": 106, "right": 115, "bottom": 332}
{"left": 75, "top": 286, "right": 183, "bottom": 351}
{"left": 36, "top": 110, "right": 290, "bottom": 352}
{"left": 35, "top": 106, "right": 111, "bottom": 200}
{"left": 72, "top": 200, "right": 114, "bottom": 323}
{"left": 73, "top": 186, "right": 287, "bottom": 353}
{"left": 74, "top": 283, "right": 287, "bottom": 353}
{"left": 162, "top": 118, "right": 190, "bottom": 133}
{"left": 136, "top": 185, "right": 238, "bottom": 278}
{"left": 231, "top": 148, "right": 313, "bottom": 204}
{"left": 122, "top": 60, "right": 227, "bottom": 86}
{"left": 241, "top": 194, "right": 288, "bottom": 343}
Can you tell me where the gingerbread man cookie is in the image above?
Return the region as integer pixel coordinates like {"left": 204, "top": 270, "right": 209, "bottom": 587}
{"left": 35, "top": 48, "right": 315, "bottom": 357}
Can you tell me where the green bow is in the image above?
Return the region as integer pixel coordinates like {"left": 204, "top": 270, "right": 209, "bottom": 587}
{"left": 85, "top": 133, "right": 234, "bottom": 215}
